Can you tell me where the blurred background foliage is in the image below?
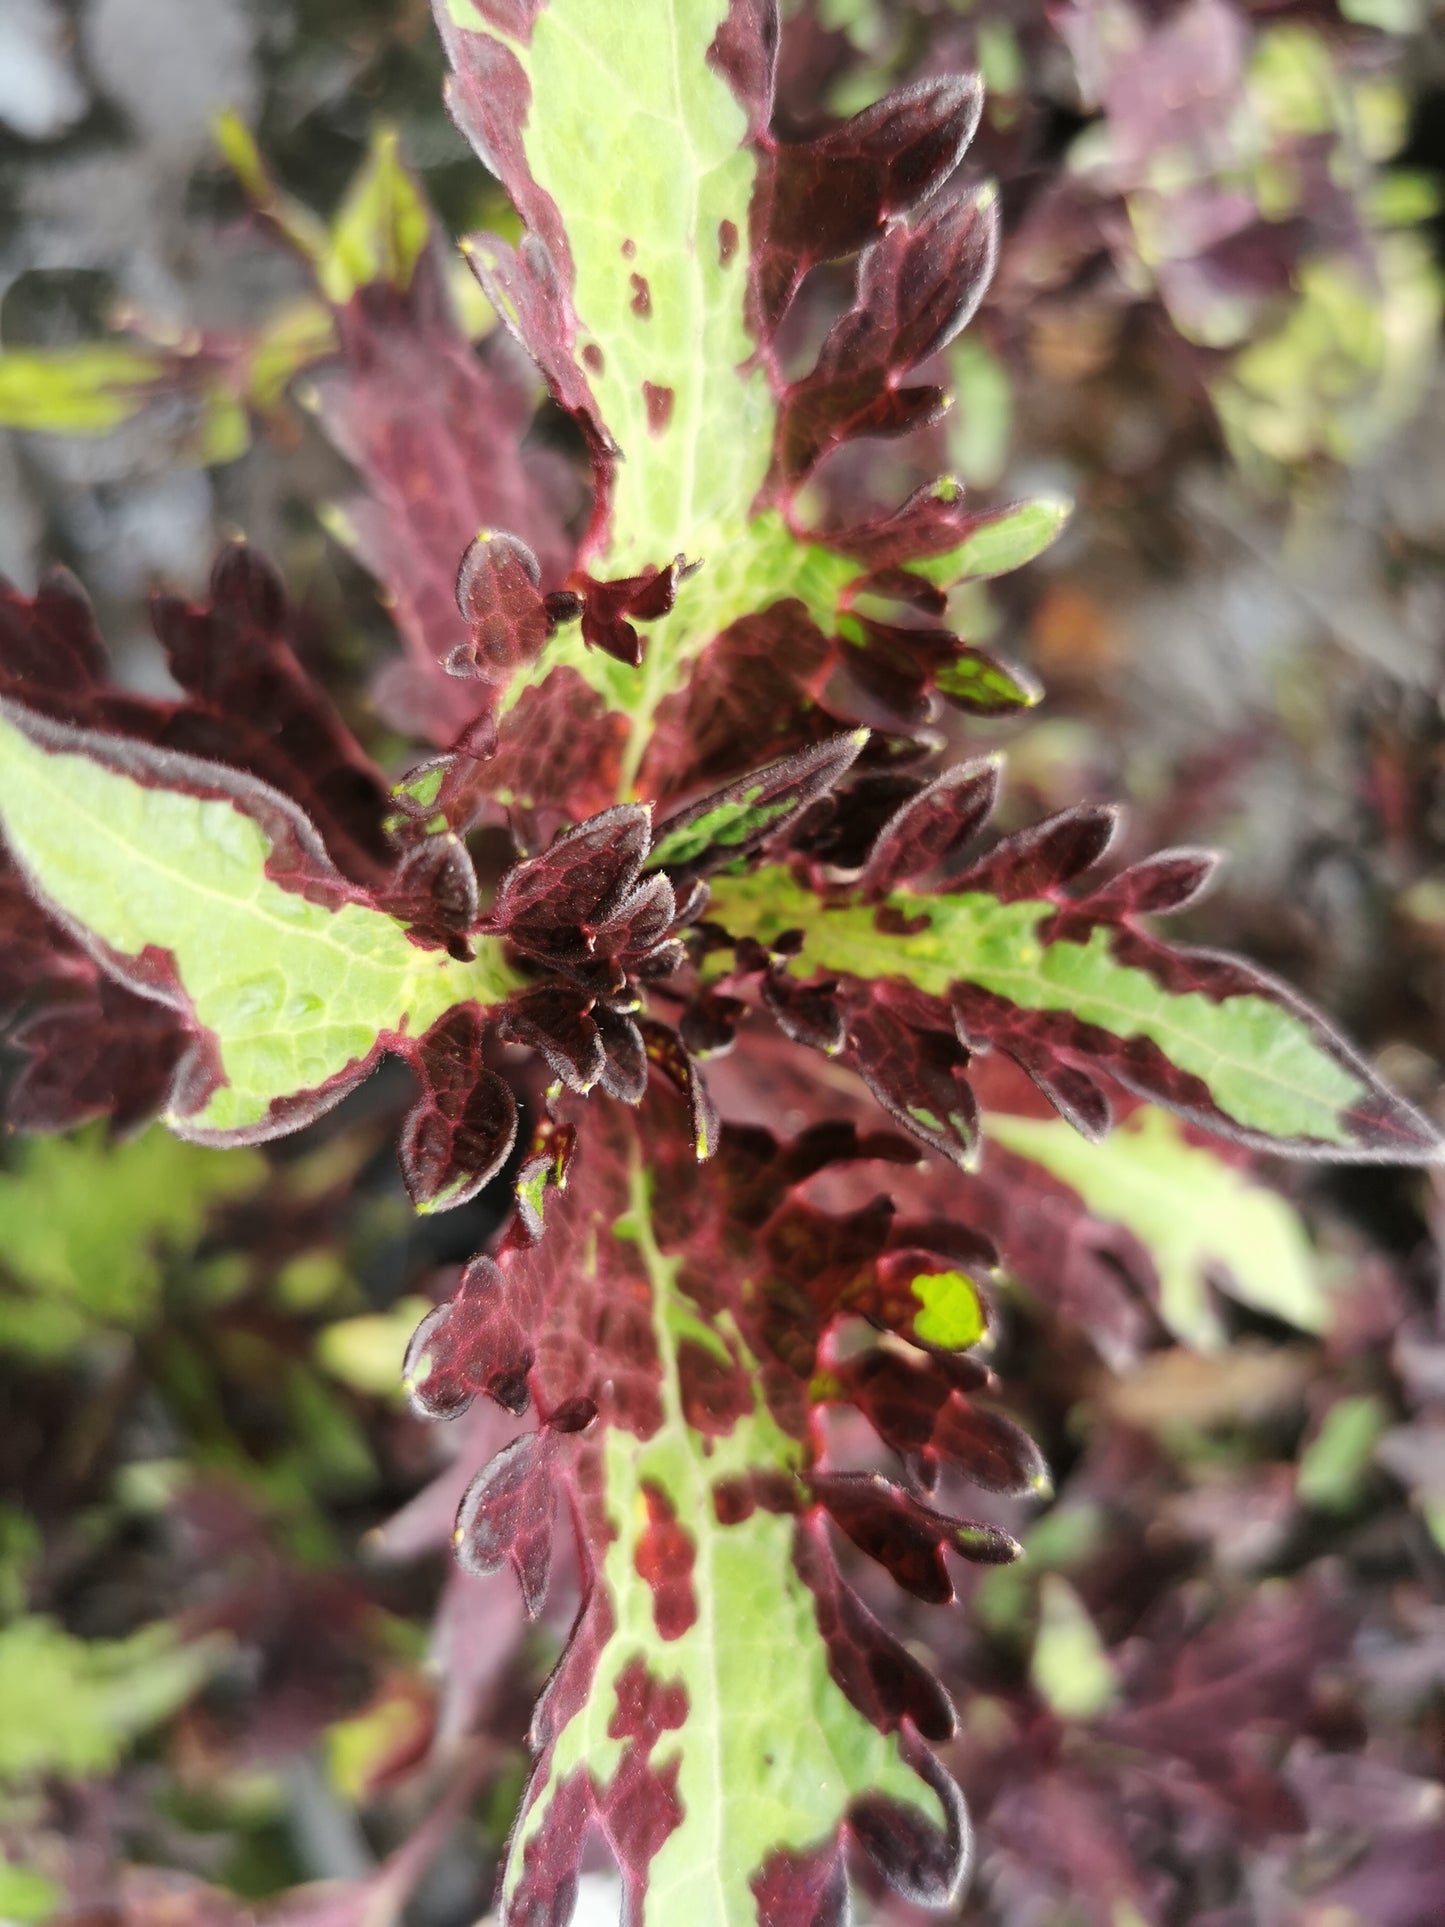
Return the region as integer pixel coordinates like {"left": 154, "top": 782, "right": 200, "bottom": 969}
{"left": 1, "top": 0, "right": 1444, "bottom": 1921}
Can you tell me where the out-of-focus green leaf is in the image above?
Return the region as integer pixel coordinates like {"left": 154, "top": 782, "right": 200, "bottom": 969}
{"left": 0, "top": 1508, "right": 41, "bottom": 1620}
{"left": 321, "top": 127, "right": 431, "bottom": 301}
{"left": 316, "top": 1298, "right": 432, "bottom": 1398}
{"left": 1297, "top": 1395, "right": 1390, "bottom": 1513}
{"left": 0, "top": 344, "right": 168, "bottom": 435}
{"left": 1213, "top": 239, "right": 1442, "bottom": 477}
{"left": 0, "top": 1618, "right": 227, "bottom": 1784}
{"left": 985, "top": 1108, "right": 1324, "bottom": 1348}
{"left": 246, "top": 300, "right": 338, "bottom": 415}
{"left": 1030, "top": 1576, "right": 1116, "bottom": 1722}
{"left": 217, "top": 114, "right": 431, "bottom": 305}
{"left": 974, "top": 1504, "right": 1105, "bottom": 1638}
{"left": 946, "top": 337, "right": 1013, "bottom": 489}
{"left": 0, "top": 1127, "right": 265, "bottom": 1359}
{"left": 0, "top": 1862, "right": 60, "bottom": 1925}
{"left": 214, "top": 110, "right": 330, "bottom": 268}
{"left": 0, "top": 342, "right": 250, "bottom": 463}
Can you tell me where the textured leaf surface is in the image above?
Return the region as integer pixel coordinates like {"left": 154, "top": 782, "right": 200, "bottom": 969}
{"left": 404, "top": 1093, "right": 1012, "bottom": 1923}
{"left": 0, "top": 705, "right": 521, "bottom": 1141}
{"left": 704, "top": 861, "right": 1441, "bottom": 1160}
{"left": 986, "top": 1107, "right": 1325, "bottom": 1347}
{"left": 437, "top": 0, "right": 1062, "bottom": 803}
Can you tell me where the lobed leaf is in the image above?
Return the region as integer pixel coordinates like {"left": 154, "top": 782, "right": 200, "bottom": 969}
{"left": 435, "top": 0, "right": 1062, "bottom": 807}
{"left": 704, "top": 851, "right": 1442, "bottom": 1162}
{"left": 0, "top": 703, "right": 522, "bottom": 1142}
{"left": 401, "top": 1092, "right": 1024, "bottom": 1922}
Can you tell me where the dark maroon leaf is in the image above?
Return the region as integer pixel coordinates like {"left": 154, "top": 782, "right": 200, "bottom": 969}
{"left": 639, "top": 600, "right": 835, "bottom": 800}
{"left": 813, "top": 1471, "right": 1020, "bottom": 1603}
{"left": 1003, "top": 1042, "right": 1115, "bottom": 1142}
{"left": 449, "top": 530, "right": 550, "bottom": 683}
{"left": 454, "top": 1429, "right": 558, "bottom": 1615}
{"left": 859, "top": 756, "right": 1001, "bottom": 897}
{"left": 1075, "top": 848, "right": 1221, "bottom": 919}
{"left": 592, "top": 873, "right": 677, "bottom": 961}
{"left": 569, "top": 557, "right": 694, "bottom": 669}
{"left": 844, "top": 984, "right": 979, "bottom": 1165}
{"left": 849, "top": 1739, "right": 969, "bottom": 1906}
{"left": 679, "top": 992, "right": 747, "bottom": 1059}
{"left": 792, "top": 1514, "right": 955, "bottom": 1741}
{"left": 397, "top": 1006, "right": 518, "bottom": 1211}
{"left": 753, "top": 76, "right": 984, "bottom": 331}
{"left": 499, "top": 986, "right": 604, "bottom": 1094}
{"left": 950, "top": 803, "right": 1120, "bottom": 901}
{"left": 595, "top": 1005, "right": 648, "bottom": 1103}
{"left": 404, "top": 1253, "right": 538, "bottom": 1420}
{"left": 494, "top": 804, "right": 652, "bottom": 943}
{"left": 772, "top": 185, "right": 998, "bottom": 489}
{"left": 640, "top": 1019, "right": 720, "bottom": 1160}
{"left": 6, "top": 976, "right": 188, "bottom": 1135}
{"left": 762, "top": 971, "right": 847, "bottom": 1055}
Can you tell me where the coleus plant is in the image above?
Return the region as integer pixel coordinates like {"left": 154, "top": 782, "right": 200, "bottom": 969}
{"left": 0, "top": 2, "right": 1439, "bottom": 1922}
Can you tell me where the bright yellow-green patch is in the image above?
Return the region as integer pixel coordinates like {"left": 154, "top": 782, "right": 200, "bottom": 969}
{"left": 910, "top": 1269, "right": 987, "bottom": 1349}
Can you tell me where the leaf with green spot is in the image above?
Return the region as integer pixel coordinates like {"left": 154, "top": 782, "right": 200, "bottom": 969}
{"left": 647, "top": 730, "right": 868, "bottom": 881}
{"left": 910, "top": 1268, "right": 989, "bottom": 1349}
{"left": 403, "top": 1092, "right": 1031, "bottom": 1922}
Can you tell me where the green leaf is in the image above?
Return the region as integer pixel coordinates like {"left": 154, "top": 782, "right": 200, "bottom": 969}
{"left": 1030, "top": 1575, "right": 1116, "bottom": 1723}
{"left": 213, "top": 110, "right": 330, "bottom": 269}
{"left": 0, "top": 1126, "right": 265, "bottom": 1359}
{"left": 0, "top": 1862, "right": 60, "bottom": 1925}
{"left": 706, "top": 865, "right": 1413, "bottom": 1160}
{"left": 910, "top": 494, "right": 1072, "bottom": 588}
{"left": 317, "top": 1298, "right": 434, "bottom": 1398}
{"left": 0, "top": 706, "right": 524, "bottom": 1140}
{"left": 0, "top": 345, "right": 248, "bottom": 462}
{"left": 984, "top": 1108, "right": 1325, "bottom": 1348}
{"left": 0, "top": 344, "right": 171, "bottom": 435}
{"left": 453, "top": 0, "right": 772, "bottom": 575}
{"left": 321, "top": 125, "right": 433, "bottom": 302}
{"left": 442, "top": 1, "right": 1057, "bottom": 797}
{"left": 1297, "top": 1394, "right": 1390, "bottom": 1513}
{"left": 0, "top": 1617, "right": 226, "bottom": 1784}
{"left": 505, "top": 1151, "right": 950, "bottom": 1923}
